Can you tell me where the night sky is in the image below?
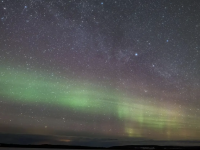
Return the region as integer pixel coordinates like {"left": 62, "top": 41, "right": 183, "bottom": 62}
{"left": 0, "top": 0, "right": 200, "bottom": 147}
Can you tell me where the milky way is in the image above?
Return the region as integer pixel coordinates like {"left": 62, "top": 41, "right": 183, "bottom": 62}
{"left": 0, "top": 0, "right": 200, "bottom": 147}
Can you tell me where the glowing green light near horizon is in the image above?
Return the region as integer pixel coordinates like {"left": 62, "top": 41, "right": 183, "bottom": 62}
{"left": 0, "top": 65, "right": 183, "bottom": 135}
{"left": 0, "top": 65, "right": 119, "bottom": 114}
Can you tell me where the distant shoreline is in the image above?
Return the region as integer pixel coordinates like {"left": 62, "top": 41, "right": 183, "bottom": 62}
{"left": 1, "top": 143, "right": 200, "bottom": 149}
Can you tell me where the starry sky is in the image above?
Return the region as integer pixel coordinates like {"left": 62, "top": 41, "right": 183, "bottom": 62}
{"left": 0, "top": 0, "right": 200, "bottom": 147}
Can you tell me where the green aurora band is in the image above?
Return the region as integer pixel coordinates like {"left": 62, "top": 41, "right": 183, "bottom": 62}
{"left": 0, "top": 65, "right": 187, "bottom": 138}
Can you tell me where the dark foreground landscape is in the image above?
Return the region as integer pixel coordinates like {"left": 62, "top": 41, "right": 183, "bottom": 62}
{"left": 1, "top": 143, "right": 200, "bottom": 150}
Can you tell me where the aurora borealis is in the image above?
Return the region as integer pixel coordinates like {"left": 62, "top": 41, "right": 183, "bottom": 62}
{"left": 0, "top": 0, "right": 200, "bottom": 147}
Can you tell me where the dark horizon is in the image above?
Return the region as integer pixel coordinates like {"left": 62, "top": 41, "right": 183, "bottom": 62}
{"left": 1, "top": 133, "right": 200, "bottom": 147}
{"left": 1, "top": 142, "right": 200, "bottom": 150}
